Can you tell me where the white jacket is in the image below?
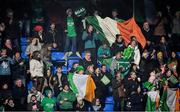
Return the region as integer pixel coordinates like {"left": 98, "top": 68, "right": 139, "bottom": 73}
{"left": 30, "top": 59, "right": 44, "bottom": 77}
{"left": 133, "top": 46, "right": 141, "bottom": 66}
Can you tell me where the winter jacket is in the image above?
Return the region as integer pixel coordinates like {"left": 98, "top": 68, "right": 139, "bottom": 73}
{"left": 111, "top": 42, "right": 125, "bottom": 56}
{"left": 82, "top": 31, "right": 98, "bottom": 49}
{"left": 30, "top": 59, "right": 44, "bottom": 77}
{"left": 112, "top": 78, "right": 125, "bottom": 100}
{"left": 26, "top": 43, "right": 42, "bottom": 55}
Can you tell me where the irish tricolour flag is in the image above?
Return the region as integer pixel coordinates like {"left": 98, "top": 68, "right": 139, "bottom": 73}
{"left": 86, "top": 16, "right": 146, "bottom": 48}
{"left": 68, "top": 73, "right": 96, "bottom": 102}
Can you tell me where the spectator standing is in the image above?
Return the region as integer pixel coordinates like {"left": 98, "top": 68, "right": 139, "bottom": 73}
{"left": 12, "top": 52, "right": 26, "bottom": 84}
{"left": 112, "top": 70, "right": 125, "bottom": 111}
{"left": 4, "top": 9, "right": 20, "bottom": 50}
{"left": 41, "top": 89, "right": 56, "bottom": 112}
{"left": 27, "top": 95, "right": 42, "bottom": 111}
{"left": 153, "top": 11, "right": 167, "bottom": 43}
{"left": 30, "top": 51, "right": 45, "bottom": 92}
{"left": 34, "top": 25, "right": 47, "bottom": 44}
{"left": 46, "top": 23, "right": 61, "bottom": 49}
{"left": 111, "top": 34, "right": 125, "bottom": 56}
{"left": 63, "top": 8, "right": 81, "bottom": 59}
{"left": 82, "top": 24, "right": 98, "bottom": 60}
{"left": 0, "top": 49, "right": 14, "bottom": 90}
{"left": 4, "top": 39, "right": 17, "bottom": 58}
{"left": 26, "top": 37, "right": 42, "bottom": 58}
{"left": 12, "top": 79, "right": 27, "bottom": 110}
{"left": 79, "top": 50, "right": 96, "bottom": 70}
{"left": 57, "top": 84, "right": 76, "bottom": 111}
{"left": 50, "top": 66, "right": 67, "bottom": 97}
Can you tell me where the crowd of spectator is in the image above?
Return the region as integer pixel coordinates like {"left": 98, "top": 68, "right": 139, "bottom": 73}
{"left": 0, "top": 4, "right": 179, "bottom": 111}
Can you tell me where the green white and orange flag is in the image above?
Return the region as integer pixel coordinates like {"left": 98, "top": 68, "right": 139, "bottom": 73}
{"left": 86, "top": 16, "right": 146, "bottom": 48}
{"left": 68, "top": 73, "right": 96, "bottom": 102}
{"left": 160, "top": 88, "right": 180, "bottom": 111}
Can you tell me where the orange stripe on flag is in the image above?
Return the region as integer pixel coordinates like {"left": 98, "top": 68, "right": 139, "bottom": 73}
{"left": 85, "top": 76, "right": 96, "bottom": 102}
{"left": 175, "top": 88, "right": 180, "bottom": 111}
{"left": 117, "top": 17, "right": 146, "bottom": 48}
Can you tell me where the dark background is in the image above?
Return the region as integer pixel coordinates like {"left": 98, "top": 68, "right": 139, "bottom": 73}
{"left": 0, "top": 0, "right": 179, "bottom": 23}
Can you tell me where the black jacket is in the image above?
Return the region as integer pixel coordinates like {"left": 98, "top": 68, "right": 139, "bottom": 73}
{"left": 111, "top": 42, "right": 125, "bottom": 56}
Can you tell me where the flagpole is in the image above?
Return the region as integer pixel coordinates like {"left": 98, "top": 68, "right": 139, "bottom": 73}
{"left": 133, "top": 0, "right": 135, "bottom": 17}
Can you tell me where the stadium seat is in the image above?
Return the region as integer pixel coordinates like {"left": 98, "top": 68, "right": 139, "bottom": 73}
{"left": 27, "top": 81, "right": 33, "bottom": 90}
{"left": 51, "top": 52, "right": 64, "bottom": 61}
{"left": 68, "top": 55, "right": 80, "bottom": 60}
{"left": 105, "top": 96, "right": 114, "bottom": 104}
{"left": 20, "top": 37, "right": 27, "bottom": 43}
{"left": 21, "top": 52, "right": 29, "bottom": 59}
{"left": 62, "top": 66, "right": 68, "bottom": 74}
{"left": 68, "top": 59, "right": 79, "bottom": 70}
{"left": 177, "top": 52, "right": 180, "bottom": 58}
{"left": 53, "top": 65, "right": 68, "bottom": 74}
{"left": 104, "top": 96, "right": 114, "bottom": 111}
{"left": 21, "top": 45, "right": 27, "bottom": 52}
{"left": 81, "top": 52, "right": 85, "bottom": 58}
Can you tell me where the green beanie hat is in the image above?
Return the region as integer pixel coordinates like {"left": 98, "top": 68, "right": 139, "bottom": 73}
{"left": 76, "top": 66, "right": 84, "bottom": 73}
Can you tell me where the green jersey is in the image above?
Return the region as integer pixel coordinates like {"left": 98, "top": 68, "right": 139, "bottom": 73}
{"left": 41, "top": 97, "right": 56, "bottom": 112}
{"left": 67, "top": 17, "right": 77, "bottom": 38}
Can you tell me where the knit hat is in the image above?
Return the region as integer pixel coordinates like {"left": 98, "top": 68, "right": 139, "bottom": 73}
{"left": 76, "top": 66, "right": 84, "bottom": 73}
{"left": 34, "top": 25, "right": 43, "bottom": 32}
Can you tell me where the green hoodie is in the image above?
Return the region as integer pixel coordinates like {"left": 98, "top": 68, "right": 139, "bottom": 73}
{"left": 41, "top": 97, "right": 56, "bottom": 112}
{"left": 57, "top": 90, "right": 76, "bottom": 110}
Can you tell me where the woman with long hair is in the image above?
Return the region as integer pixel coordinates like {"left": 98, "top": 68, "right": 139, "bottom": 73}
{"left": 30, "top": 51, "right": 45, "bottom": 92}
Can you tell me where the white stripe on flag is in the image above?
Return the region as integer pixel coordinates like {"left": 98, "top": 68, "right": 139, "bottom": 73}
{"left": 167, "top": 88, "right": 177, "bottom": 111}
{"left": 96, "top": 16, "right": 120, "bottom": 45}
{"left": 73, "top": 74, "right": 89, "bottom": 98}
